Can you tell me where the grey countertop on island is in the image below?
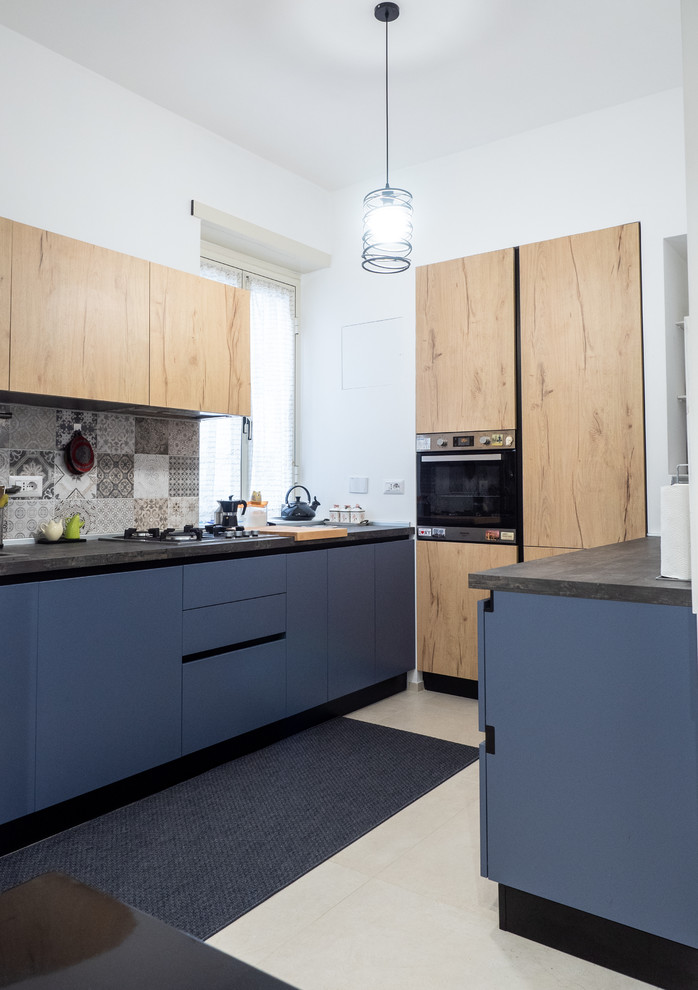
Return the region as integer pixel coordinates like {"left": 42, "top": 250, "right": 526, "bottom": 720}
{"left": 468, "top": 536, "right": 692, "bottom": 607}
{"left": 0, "top": 524, "right": 414, "bottom": 581}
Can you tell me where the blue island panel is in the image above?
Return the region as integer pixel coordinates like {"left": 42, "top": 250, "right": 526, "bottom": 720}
{"left": 481, "top": 591, "right": 698, "bottom": 949}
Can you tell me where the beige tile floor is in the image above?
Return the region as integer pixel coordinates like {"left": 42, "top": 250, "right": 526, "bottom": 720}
{"left": 207, "top": 688, "right": 652, "bottom": 989}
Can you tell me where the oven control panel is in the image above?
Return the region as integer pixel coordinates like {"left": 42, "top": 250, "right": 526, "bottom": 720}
{"left": 416, "top": 430, "right": 516, "bottom": 451}
{"left": 418, "top": 526, "right": 516, "bottom": 544}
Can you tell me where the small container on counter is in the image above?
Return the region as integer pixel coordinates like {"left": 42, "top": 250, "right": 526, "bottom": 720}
{"left": 330, "top": 503, "right": 366, "bottom": 524}
{"left": 350, "top": 505, "right": 366, "bottom": 524}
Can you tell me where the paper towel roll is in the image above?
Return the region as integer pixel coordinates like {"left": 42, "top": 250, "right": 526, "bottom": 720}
{"left": 660, "top": 483, "right": 691, "bottom": 580}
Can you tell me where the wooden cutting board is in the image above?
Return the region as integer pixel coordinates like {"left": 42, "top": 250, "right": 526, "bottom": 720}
{"left": 257, "top": 525, "right": 348, "bottom": 541}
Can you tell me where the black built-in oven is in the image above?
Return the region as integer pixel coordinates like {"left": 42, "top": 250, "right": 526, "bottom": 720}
{"left": 416, "top": 430, "right": 519, "bottom": 545}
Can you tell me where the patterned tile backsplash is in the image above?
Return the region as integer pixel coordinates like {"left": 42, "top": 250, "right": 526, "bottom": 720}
{"left": 0, "top": 403, "right": 201, "bottom": 541}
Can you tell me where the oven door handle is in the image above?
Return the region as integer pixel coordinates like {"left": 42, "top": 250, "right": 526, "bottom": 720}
{"left": 420, "top": 454, "right": 503, "bottom": 462}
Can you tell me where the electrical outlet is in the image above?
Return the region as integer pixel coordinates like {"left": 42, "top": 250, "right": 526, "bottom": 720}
{"left": 383, "top": 479, "right": 405, "bottom": 495}
{"left": 9, "top": 475, "right": 43, "bottom": 497}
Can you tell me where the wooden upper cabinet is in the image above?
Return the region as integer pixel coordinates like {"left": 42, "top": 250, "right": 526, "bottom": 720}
{"left": 0, "top": 219, "right": 10, "bottom": 389}
{"left": 416, "top": 248, "right": 516, "bottom": 432}
{"left": 149, "top": 264, "right": 250, "bottom": 416}
{"left": 520, "top": 223, "right": 646, "bottom": 550}
{"left": 10, "top": 223, "right": 149, "bottom": 404}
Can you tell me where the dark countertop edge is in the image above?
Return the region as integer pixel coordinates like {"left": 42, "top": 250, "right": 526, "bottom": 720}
{"left": 480, "top": 575, "right": 692, "bottom": 608}
{"left": 468, "top": 537, "right": 692, "bottom": 608}
{"left": 0, "top": 526, "right": 414, "bottom": 581}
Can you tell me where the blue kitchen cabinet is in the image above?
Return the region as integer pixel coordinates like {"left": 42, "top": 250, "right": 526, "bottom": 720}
{"left": 0, "top": 583, "right": 38, "bottom": 824}
{"left": 285, "top": 549, "right": 328, "bottom": 715}
{"left": 35, "top": 567, "right": 183, "bottom": 809}
{"left": 375, "top": 539, "right": 415, "bottom": 681}
{"left": 327, "top": 544, "right": 376, "bottom": 698}
{"left": 181, "top": 554, "right": 288, "bottom": 754}
{"left": 479, "top": 591, "right": 698, "bottom": 948}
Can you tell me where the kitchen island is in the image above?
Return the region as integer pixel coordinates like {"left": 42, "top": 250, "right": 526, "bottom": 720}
{"left": 469, "top": 537, "right": 698, "bottom": 990}
{"left": 0, "top": 525, "right": 415, "bottom": 852}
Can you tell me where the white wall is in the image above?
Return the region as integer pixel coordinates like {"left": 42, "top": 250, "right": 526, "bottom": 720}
{"left": 300, "top": 89, "right": 687, "bottom": 534}
{"left": 0, "top": 25, "right": 331, "bottom": 272}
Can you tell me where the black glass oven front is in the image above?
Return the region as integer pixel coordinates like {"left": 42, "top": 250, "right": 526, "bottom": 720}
{"left": 416, "top": 430, "right": 519, "bottom": 545}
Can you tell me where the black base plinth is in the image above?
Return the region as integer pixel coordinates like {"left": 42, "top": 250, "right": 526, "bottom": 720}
{"left": 422, "top": 671, "right": 478, "bottom": 699}
{"left": 499, "top": 884, "right": 698, "bottom": 990}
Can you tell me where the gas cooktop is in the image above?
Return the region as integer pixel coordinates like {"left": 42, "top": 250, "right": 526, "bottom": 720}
{"left": 99, "top": 525, "right": 273, "bottom": 544}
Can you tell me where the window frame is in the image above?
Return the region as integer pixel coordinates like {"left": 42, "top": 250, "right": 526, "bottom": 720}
{"left": 200, "top": 240, "right": 301, "bottom": 316}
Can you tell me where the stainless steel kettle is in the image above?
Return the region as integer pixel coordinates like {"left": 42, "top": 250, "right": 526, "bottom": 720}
{"left": 280, "top": 486, "right": 320, "bottom": 521}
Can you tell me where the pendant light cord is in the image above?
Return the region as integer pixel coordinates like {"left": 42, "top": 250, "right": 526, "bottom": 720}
{"left": 384, "top": 16, "right": 390, "bottom": 188}
{"left": 362, "top": 3, "right": 413, "bottom": 274}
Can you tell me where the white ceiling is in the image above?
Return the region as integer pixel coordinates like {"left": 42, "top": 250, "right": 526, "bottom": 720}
{"left": 0, "top": 0, "right": 684, "bottom": 191}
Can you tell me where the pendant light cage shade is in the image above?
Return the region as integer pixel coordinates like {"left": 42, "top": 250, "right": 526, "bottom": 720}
{"left": 362, "top": 185, "right": 413, "bottom": 273}
{"left": 361, "top": 1, "right": 413, "bottom": 274}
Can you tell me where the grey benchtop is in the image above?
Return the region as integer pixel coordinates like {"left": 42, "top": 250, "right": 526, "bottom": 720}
{"left": 0, "top": 524, "right": 414, "bottom": 581}
{"left": 468, "top": 536, "right": 692, "bottom": 607}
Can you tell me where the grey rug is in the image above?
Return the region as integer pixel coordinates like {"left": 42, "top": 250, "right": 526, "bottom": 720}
{"left": 0, "top": 717, "right": 478, "bottom": 939}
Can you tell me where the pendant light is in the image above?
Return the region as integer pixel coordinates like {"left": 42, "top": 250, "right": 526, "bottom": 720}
{"left": 361, "top": 2, "right": 413, "bottom": 274}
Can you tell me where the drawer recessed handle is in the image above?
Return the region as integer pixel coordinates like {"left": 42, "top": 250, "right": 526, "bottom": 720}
{"left": 183, "top": 632, "right": 285, "bottom": 664}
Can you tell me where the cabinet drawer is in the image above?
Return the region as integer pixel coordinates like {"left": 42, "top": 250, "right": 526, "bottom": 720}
{"left": 183, "top": 555, "right": 286, "bottom": 609}
{"left": 183, "top": 593, "right": 286, "bottom": 657}
{"left": 182, "top": 640, "right": 286, "bottom": 754}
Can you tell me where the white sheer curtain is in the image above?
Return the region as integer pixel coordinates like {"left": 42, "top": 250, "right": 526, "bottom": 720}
{"left": 198, "top": 258, "right": 296, "bottom": 522}
{"left": 246, "top": 273, "right": 295, "bottom": 517}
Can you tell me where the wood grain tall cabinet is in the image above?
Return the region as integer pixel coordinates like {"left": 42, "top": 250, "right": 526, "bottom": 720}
{"left": 416, "top": 248, "right": 517, "bottom": 432}
{"left": 415, "top": 224, "right": 647, "bottom": 683}
{"left": 519, "top": 223, "right": 646, "bottom": 557}
{"left": 415, "top": 249, "right": 518, "bottom": 683}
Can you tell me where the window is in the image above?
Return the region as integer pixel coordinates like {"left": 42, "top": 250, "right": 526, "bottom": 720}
{"left": 198, "top": 253, "right": 297, "bottom": 523}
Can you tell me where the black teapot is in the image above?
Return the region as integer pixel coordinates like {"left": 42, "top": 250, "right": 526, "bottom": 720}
{"left": 281, "top": 485, "right": 320, "bottom": 521}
